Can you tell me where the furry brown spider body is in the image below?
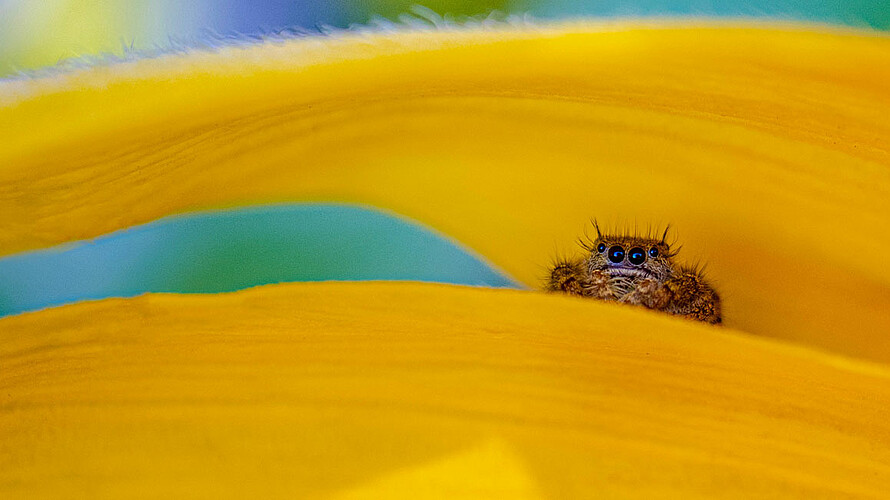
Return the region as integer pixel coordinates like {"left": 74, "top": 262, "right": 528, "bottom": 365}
{"left": 547, "top": 224, "right": 721, "bottom": 324}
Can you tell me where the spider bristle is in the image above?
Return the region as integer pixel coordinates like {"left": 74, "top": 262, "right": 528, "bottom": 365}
{"left": 667, "top": 244, "right": 683, "bottom": 258}
{"left": 590, "top": 218, "right": 602, "bottom": 238}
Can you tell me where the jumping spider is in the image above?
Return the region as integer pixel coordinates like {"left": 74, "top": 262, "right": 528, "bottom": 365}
{"left": 547, "top": 223, "right": 721, "bottom": 324}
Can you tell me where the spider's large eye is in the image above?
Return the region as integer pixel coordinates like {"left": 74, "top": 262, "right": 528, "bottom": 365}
{"left": 628, "top": 247, "right": 646, "bottom": 265}
{"left": 597, "top": 243, "right": 606, "bottom": 253}
{"left": 649, "top": 247, "right": 659, "bottom": 258}
{"left": 608, "top": 246, "right": 625, "bottom": 263}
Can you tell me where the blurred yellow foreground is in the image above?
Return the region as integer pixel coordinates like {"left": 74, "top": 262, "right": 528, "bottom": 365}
{"left": 2, "top": 21, "right": 890, "bottom": 498}
{"left": 4, "top": 282, "right": 890, "bottom": 498}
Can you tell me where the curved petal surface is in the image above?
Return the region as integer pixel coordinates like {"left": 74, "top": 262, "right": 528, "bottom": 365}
{"left": 1, "top": 22, "right": 889, "bottom": 360}
{"left": 2, "top": 282, "right": 889, "bottom": 498}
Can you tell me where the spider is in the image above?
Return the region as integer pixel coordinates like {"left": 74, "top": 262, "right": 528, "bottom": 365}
{"left": 547, "top": 222, "right": 721, "bottom": 324}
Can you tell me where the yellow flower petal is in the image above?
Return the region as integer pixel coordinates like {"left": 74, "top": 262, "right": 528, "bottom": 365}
{"left": 3, "top": 24, "right": 890, "bottom": 495}
{"left": 334, "top": 439, "right": 543, "bottom": 500}
{"left": 1, "top": 22, "right": 889, "bottom": 361}
{"left": 2, "top": 282, "right": 889, "bottom": 497}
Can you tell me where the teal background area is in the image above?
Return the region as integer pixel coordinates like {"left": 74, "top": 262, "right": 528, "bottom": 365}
{"left": 520, "top": 0, "right": 890, "bottom": 29}
{"left": 0, "top": 205, "right": 519, "bottom": 318}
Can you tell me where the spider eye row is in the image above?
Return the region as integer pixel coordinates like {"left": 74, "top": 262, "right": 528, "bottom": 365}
{"left": 597, "top": 244, "right": 660, "bottom": 264}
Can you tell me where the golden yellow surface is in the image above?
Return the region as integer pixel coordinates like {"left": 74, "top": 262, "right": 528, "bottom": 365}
{"left": 2, "top": 282, "right": 889, "bottom": 499}
{"left": 3, "top": 22, "right": 890, "bottom": 497}
{"left": 2, "top": 22, "right": 889, "bottom": 362}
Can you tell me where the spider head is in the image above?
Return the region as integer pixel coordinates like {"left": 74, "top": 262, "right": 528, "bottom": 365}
{"left": 583, "top": 223, "right": 676, "bottom": 281}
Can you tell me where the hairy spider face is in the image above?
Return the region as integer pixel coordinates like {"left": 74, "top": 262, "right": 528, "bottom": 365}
{"left": 587, "top": 236, "right": 674, "bottom": 282}
{"left": 548, "top": 222, "right": 721, "bottom": 324}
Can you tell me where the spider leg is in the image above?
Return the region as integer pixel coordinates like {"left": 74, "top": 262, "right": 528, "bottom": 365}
{"left": 663, "top": 266, "right": 722, "bottom": 324}
{"left": 546, "top": 258, "right": 589, "bottom": 296}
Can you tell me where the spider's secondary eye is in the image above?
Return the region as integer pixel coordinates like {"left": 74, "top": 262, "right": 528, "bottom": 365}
{"left": 649, "top": 247, "right": 659, "bottom": 258}
{"left": 597, "top": 243, "right": 606, "bottom": 253}
{"left": 608, "top": 246, "right": 625, "bottom": 263}
{"left": 628, "top": 247, "right": 646, "bottom": 265}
